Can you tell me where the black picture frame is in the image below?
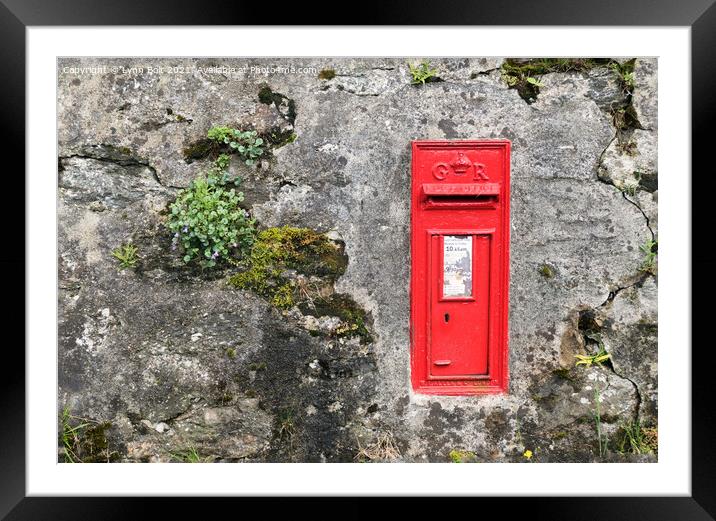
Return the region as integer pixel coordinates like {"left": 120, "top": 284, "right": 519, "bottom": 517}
{"left": 5, "top": 1, "right": 714, "bottom": 518}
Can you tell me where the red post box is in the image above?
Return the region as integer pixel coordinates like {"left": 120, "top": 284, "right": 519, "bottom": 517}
{"left": 410, "top": 140, "right": 510, "bottom": 395}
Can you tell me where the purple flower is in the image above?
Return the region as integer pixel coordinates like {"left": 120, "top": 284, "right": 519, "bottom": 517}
{"left": 182, "top": 226, "right": 189, "bottom": 233}
{"left": 211, "top": 251, "right": 220, "bottom": 259}
{"left": 174, "top": 232, "right": 180, "bottom": 239}
{"left": 171, "top": 243, "right": 177, "bottom": 251}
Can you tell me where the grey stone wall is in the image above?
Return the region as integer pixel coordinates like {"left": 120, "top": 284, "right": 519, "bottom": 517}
{"left": 57, "top": 57, "right": 657, "bottom": 463}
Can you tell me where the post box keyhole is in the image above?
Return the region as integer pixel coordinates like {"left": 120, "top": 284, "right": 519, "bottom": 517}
{"left": 444, "top": 313, "right": 450, "bottom": 323}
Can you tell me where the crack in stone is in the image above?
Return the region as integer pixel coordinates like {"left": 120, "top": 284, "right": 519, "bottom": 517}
{"left": 594, "top": 133, "right": 656, "bottom": 242}
{"left": 59, "top": 152, "right": 181, "bottom": 190}
{"left": 600, "top": 271, "right": 652, "bottom": 308}
{"left": 594, "top": 276, "right": 650, "bottom": 425}
{"left": 622, "top": 192, "right": 655, "bottom": 241}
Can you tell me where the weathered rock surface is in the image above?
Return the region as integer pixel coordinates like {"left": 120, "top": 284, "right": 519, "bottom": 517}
{"left": 58, "top": 57, "right": 658, "bottom": 463}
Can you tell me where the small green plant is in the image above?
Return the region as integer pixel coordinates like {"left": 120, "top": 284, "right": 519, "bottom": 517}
{"left": 207, "top": 126, "right": 265, "bottom": 166}
{"left": 248, "top": 361, "right": 267, "bottom": 371}
{"left": 112, "top": 243, "right": 139, "bottom": 269}
{"left": 318, "top": 68, "right": 336, "bottom": 80}
{"left": 408, "top": 61, "right": 439, "bottom": 85}
{"left": 575, "top": 330, "right": 611, "bottom": 368}
{"left": 639, "top": 238, "right": 658, "bottom": 273}
{"left": 575, "top": 348, "right": 611, "bottom": 368}
{"left": 525, "top": 76, "right": 544, "bottom": 87}
{"left": 539, "top": 263, "right": 555, "bottom": 279}
{"left": 60, "top": 407, "right": 92, "bottom": 463}
{"left": 59, "top": 407, "right": 118, "bottom": 463}
{"left": 226, "top": 347, "right": 237, "bottom": 359}
{"left": 611, "top": 60, "right": 636, "bottom": 92}
{"left": 169, "top": 446, "right": 210, "bottom": 463}
{"left": 621, "top": 182, "right": 638, "bottom": 197}
{"left": 168, "top": 156, "right": 255, "bottom": 269}
{"left": 449, "top": 449, "right": 476, "bottom": 463}
{"left": 277, "top": 410, "right": 295, "bottom": 447}
{"left": 617, "top": 420, "right": 656, "bottom": 455}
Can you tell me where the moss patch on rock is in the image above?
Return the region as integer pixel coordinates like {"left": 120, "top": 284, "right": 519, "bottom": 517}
{"left": 258, "top": 84, "right": 297, "bottom": 125}
{"left": 264, "top": 129, "right": 297, "bottom": 149}
{"left": 59, "top": 408, "right": 120, "bottom": 463}
{"left": 182, "top": 138, "right": 215, "bottom": 163}
{"left": 229, "top": 226, "right": 373, "bottom": 343}
{"left": 229, "top": 226, "right": 347, "bottom": 307}
{"left": 449, "top": 449, "right": 477, "bottom": 463}
{"left": 318, "top": 68, "right": 336, "bottom": 80}
{"left": 298, "top": 293, "right": 373, "bottom": 344}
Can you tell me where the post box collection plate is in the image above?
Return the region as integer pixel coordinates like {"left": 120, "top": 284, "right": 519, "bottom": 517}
{"left": 410, "top": 140, "right": 510, "bottom": 395}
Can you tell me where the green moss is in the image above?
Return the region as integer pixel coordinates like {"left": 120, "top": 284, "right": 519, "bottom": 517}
{"left": 182, "top": 138, "right": 215, "bottom": 163}
{"left": 552, "top": 368, "right": 574, "bottom": 381}
{"left": 501, "top": 58, "right": 614, "bottom": 104}
{"left": 258, "top": 85, "right": 296, "bottom": 124}
{"left": 248, "top": 362, "right": 267, "bottom": 371}
{"left": 229, "top": 226, "right": 373, "bottom": 343}
{"left": 271, "top": 283, "right": 295, "bottom": 308}
{"left": 229, "top": 226, "right": 348, "bottom": 309}
{"left": 299, "top": 293, "right": 373, "bottom": 344}
{"left": 258, "top": 85, "right": 279, "bottom": 105}
{"left": 226, "top": 347, "right": 237, "bottom": 359}
{"left": 318, "top": 68, "right": 336, "bottom": 80}
{"left": 539, "top": 263, "right": 555, "bottom": 279}
{"left": 59, "top": 408, "right": 119, "bottom": 463}
{"left": 265, "top": 129, "right": 297, "bottom": 149}
{"left": 449, "top": 449, "right": 477, "bottom": 463}
{"left": 552, "top": 431, "right": 568, "bottom": 440}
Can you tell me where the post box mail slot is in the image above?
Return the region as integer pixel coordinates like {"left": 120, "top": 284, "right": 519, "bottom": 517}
{"left": 410, "top": 140, "right": 510, "bottom": 395}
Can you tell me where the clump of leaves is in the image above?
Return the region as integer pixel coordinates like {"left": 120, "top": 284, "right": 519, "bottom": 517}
{"left": 276, "top": 410, "right": 296, "bottom": 448}
{"left": 617, "top": 420, "right": 656, "bottom": 455}
{"left": 610, "top": 59, "right": 636, "bottom": 92}
{"left": 408, "top": 60, "right": 440, "bottom": 85}
{"left": 621, "top": 182, "right": 638, "bottom": 197}
{"left": 575, "top": 348, "right": 611, "bottom": 368}
{"left": 639, "top": 238, "right": 658, "bottom": 274}
{"left": 169, "top": 446, "right": 211, "bottom": 463}
{"left": 112, "top": 243, "right": 139, "bottom": 270}
{"left": 318, "top": 68, "right": 336, "bottom": 80}
{"left": 168, "top": 155, "right": 255, "bottom": 268}
{"left": 59, "top": 407, "right": 118, "bottom": 463}
{"left": 207, "top": 125, "right": 264, "bottom": 166}
{"left": 575, "top": 330, "right": 611, "bottom": 368}
{"left": 449, "top": 449, "right": 476, "bottom": 463}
